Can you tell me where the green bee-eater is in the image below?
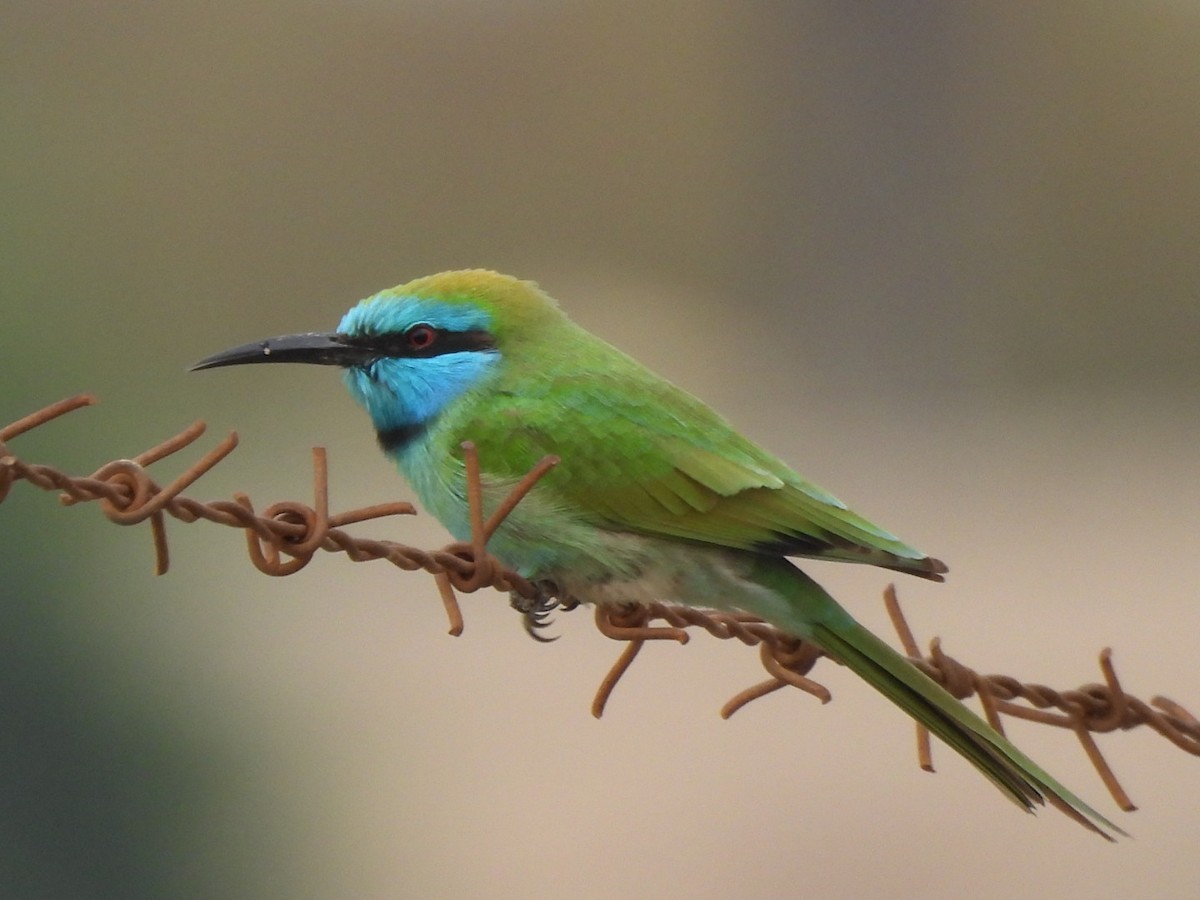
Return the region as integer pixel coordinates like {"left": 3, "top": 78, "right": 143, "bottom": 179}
{"left": 195, "top": 270, "right": 1120, "bottom": 839}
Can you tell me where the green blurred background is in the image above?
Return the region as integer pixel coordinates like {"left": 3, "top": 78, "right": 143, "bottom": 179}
{"left": 3, "top": 3, "right": 1198, "bottom": 898}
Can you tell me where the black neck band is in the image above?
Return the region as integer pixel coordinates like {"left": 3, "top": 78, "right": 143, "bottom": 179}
{"left": 376, "top": 421, "right": 428, "bottom": 454}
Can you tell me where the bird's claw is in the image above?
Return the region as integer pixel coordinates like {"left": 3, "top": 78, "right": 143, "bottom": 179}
{"left": 510, "top": 581, "right": 572, "bottom": 643}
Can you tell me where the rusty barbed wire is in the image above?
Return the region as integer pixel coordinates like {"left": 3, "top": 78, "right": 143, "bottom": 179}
{"left": 588, "top": 594, "right": 1200, "bottom": 812}
{"left": 0, "top": 395, "right": 543, "bottom": 635}
{"left": 3, "top": 396, "right": 1198, "bottom": 813}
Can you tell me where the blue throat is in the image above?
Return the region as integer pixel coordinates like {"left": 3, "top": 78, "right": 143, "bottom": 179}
{"left": 342, "top": 350, "right": 499, "bottom": 452}
{"left": 337, "top": 294, "right": 500, "bottom": 455}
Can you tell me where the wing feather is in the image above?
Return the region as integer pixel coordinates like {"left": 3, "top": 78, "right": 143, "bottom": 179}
{"left": 459, "top": 366, "right": 945, "bottom": 580}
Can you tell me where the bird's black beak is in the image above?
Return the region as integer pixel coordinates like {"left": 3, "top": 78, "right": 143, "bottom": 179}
{"left": 191, "top": 332, "right": 378, "bottom": 371}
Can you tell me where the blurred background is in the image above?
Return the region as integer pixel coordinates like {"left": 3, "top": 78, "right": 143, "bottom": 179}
{"left": 3, "top": 3, "right": 1199, "bottom": 897}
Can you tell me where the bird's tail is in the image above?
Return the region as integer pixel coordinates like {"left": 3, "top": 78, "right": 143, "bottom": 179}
{"left": 742, "top": 557, "right": 1125, "bottom": 840}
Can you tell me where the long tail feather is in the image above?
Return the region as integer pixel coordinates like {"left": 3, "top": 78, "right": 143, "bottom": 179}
{"left": 812, "top": 619, "right": 1123, "bottom": 840}
{"left": 743, "top": 557, "right": 1126, "bottom": 840}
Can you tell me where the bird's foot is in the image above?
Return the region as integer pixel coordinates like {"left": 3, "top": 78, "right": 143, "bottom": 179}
{"left": 510, "top": 580, "right": 577, "bottom": 643}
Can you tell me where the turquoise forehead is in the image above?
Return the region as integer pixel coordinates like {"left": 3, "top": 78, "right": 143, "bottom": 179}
{"left": 337, "top": 293, "right": 493, "bottom": 336}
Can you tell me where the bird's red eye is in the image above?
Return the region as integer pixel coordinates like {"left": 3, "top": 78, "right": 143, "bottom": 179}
{"left": 405, "top": 324, "right": 437, "bottom": 351}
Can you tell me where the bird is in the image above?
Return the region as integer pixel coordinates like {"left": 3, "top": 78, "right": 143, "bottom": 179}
{"left": 193, "top": 269, "right": 1121, "bottom": 839}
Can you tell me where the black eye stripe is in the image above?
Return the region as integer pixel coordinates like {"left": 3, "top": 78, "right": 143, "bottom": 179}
{"left": 345, "top": 328, "right": 496, "bottom": 359}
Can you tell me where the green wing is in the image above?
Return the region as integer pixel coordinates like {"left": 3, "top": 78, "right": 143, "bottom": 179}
{"left": 461, "top": 368, "right": 946, "bottom": 581}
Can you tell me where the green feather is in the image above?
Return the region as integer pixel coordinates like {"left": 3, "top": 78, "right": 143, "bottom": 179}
{"left": 739, "top": 557, "right": 1125, "bottom": 840}
{"left": 445, "top": 329, "right": 946, "bottom": 579}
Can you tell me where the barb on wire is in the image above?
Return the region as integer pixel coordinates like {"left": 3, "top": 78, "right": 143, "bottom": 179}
{"left": 3, "top": 396, "right": 1198, "bottom": 815}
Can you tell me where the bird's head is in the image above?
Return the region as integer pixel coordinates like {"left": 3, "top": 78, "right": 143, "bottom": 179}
{"left": 192, "top": 270, "right": 565, "bottom": 449}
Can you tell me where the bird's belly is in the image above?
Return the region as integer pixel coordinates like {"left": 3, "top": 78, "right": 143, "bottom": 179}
{"left": 491, "top": 512, "right": 763, "bottom": 613}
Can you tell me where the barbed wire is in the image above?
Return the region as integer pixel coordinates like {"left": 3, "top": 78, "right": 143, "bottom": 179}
{"left": 3, "top": 395, "right": 1197, "bottom": 814}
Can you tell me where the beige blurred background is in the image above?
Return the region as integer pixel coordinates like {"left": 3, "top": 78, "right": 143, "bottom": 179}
{"left": 3, "top": 3, "right": 1199, "bottom": 898}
